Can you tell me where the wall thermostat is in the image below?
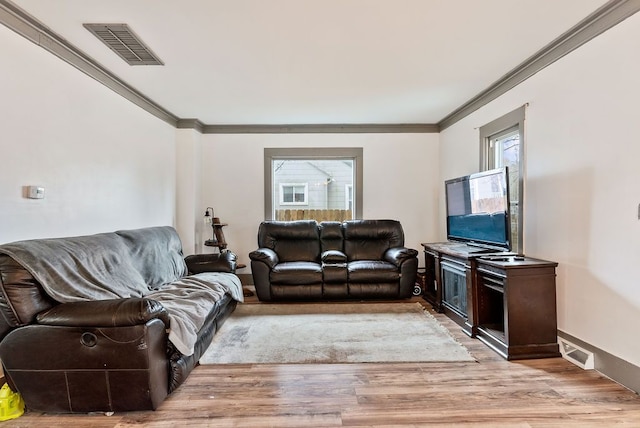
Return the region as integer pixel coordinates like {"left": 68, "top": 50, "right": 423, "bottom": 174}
{"left": 27, "top": 186, "right": 45, "bottom": 199}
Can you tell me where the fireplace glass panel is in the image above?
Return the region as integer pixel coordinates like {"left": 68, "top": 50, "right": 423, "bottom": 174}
{"left": 442, "top": 263, "right": 467, "bottom": 317}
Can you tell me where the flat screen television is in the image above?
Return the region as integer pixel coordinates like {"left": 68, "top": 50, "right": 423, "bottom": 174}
{"left": 445, "top": 167, "right": 511, "bottom": 251}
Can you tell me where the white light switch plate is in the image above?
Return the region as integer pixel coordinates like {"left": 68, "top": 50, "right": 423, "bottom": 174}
{"left": 27, "top": 186, "right": 45, "bottom": 199}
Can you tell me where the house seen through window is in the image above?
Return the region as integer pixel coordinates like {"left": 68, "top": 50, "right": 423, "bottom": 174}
{"left": 264, "top": 148, "right": 363, "bottom": 222}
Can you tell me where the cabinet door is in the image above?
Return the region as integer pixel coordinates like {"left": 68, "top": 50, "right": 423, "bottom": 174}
{"left": 422, "top": 250, "right": 439, "bottom": 306}
{"left": 441, "top": 262, "right": 467, "bottom": 317}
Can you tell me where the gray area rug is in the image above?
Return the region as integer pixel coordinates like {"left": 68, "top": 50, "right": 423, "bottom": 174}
{"left": 199, "top": 302, "right": 475, "bottom": 364}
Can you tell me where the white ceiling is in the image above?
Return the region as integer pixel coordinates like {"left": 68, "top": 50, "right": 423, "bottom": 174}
{"left": 11, "top": 0, "right": 608, "bottom": 125}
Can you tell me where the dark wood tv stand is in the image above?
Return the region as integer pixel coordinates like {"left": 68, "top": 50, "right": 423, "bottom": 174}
{"left": 421, "top": 242, "right": 560, "bottom": 360}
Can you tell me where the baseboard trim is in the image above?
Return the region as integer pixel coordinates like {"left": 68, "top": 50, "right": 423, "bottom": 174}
{"left": 557, "top": 330, "right": 640, "bottom": 394}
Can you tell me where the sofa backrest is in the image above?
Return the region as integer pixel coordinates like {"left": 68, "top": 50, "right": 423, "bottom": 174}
{"left": 258, "top": 220, "right": 321, "bottom": 262}
{"left": 319, "top": 221, "right": 343, "bottom": 252}
{"left": 0, "top": 254, "right": 55, "bottom": 340}
{"left": 0, "top": 226, "right": 188, "bottom": 340}
{"left": 116, "top": 226, "right": 188, "bottom": 288}
{"left": 343, "top": 219, "right": 405, "bottom": 261}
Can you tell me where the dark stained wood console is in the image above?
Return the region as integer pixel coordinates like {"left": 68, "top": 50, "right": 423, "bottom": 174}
{"left": 421, "top": 243, "right": 481, "bottom": 329}
{"left": 474, "top": 255, "right": 560, "bottom": 360}
{"left": 421, "top": 242, "right": 560, "bottom": 360}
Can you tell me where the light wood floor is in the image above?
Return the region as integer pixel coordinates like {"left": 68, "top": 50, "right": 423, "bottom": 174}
{"left": 5, "top": 295, "right": 640, "bottom": 427}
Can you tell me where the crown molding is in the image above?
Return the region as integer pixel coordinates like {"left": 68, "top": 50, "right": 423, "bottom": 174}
{"left": 178, "top": 121, "right": 439, "bottom": 134}
{"left": 0, "top": 0, "right": 179, "bottom": 127}
{"left": 176, "top": 119, "right": 205, "bottom": 133}
{"left": 200, "top": 123, "right": 439, "bottom": 134}
{"left": 438, "top": 0, "right": 640, "bottom": 130}
{"left": 3, "top": 0, "right": 638, "bottom": 134}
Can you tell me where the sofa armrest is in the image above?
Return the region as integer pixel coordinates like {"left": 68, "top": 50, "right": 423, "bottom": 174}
{"left": 321, "top": 250, "right": 347, "bottom": 263}
{"left": 384, "top": 247, "right": 419, "bottom": 267}
{"left": 185, "top": 252, "right": 237, "bottom": 274}
{"left": 36, "top": 298, "right": 170, "bottom": 328}
{"left": 0, "top": 320, "right": 169, "bottom": 412}
{"left": 248, "top": 248, "right": 279, "bottom": 269}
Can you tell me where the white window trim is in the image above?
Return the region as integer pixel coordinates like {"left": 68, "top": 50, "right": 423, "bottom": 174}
{"left": 279, "top": 183, "right": 308, "bottom": 205}
{"left": 345, "top": 184, "right": 353, "bottom": 211}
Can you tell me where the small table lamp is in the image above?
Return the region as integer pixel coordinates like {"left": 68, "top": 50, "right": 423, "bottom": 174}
{"left": 203, "top": 207, "right": 218, "bottom": 247}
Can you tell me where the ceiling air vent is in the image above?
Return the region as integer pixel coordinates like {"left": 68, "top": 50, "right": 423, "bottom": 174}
{"left": 83, "top": 23, "right": 164, "bottom": 65}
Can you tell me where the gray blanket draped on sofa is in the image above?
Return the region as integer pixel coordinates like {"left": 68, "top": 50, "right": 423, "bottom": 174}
{"left": 0, "top": 226, "right": 243, "bottom": 356}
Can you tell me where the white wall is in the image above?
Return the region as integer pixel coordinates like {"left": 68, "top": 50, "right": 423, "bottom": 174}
{"left": 196, "top": 133, "right": 440, "bottom": 269}
{"left": 440, "top": 13, "right": 640, "bottom": 367}
{"left": 175, "top": 129, "right": 203, "bottom": 255}
{"left": 0, "top": 25, "right": 176, "bottom": 243}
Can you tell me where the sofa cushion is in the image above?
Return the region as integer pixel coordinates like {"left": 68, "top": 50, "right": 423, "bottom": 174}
{"left": 0, "top": 232, "right": 148, "bottom": 303}
{"left": 319, "top": 221, "right": 343, "bottom": 252}
{"left": 258, "top": 220, "right": 320, "bottom": 263}
{"left": 146, "top": 272, "right": 243, "bottom": 356}
{"left": 0, "top": 255, "right": 55, "bottom": 336}
{"left": 116, "top": 226, "right": 188, "bottom": 288}
{"left": 271, "top": 261, "right": 322, "bottom": 285}
{"left": 343, "top": 219, "right": 405, "bottom": 261}
{"left": 348, "top": 260, "right": 400, "bottom": 283}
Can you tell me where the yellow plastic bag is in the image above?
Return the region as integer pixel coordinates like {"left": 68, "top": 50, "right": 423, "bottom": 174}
{"left": 0, "top": 383, "right": 24, "bottom": 421}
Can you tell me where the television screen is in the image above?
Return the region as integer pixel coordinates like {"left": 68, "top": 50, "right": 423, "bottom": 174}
{"left": 445, "top": 167, "right": 511, "bottom": 251}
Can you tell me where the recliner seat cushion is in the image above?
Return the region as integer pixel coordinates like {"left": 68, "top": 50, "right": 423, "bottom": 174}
{"left": 348, "top": 260, "right": 399, "bottom": 283}
{"left": 270, "top": 261, "right": 323, "bottom": 285}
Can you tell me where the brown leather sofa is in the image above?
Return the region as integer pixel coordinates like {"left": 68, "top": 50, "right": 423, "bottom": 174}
{"left": 249, "top": 219, "right": 418, "bottom": 301}
{"left": 0, "top": 226, "right": 243, "bottom": 413}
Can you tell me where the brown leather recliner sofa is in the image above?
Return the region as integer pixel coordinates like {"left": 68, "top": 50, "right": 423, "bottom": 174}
{"left": 249, "top": 219, "right": 418, "bottom": 301}
{"left": 0, "top": 226, "right": 243, "bottom": 413}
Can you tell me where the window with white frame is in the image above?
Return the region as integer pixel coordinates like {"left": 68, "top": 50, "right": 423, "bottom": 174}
{"left": 279, "top": 183, "right": 308, "bottom": 205}
{"left": 479, "top": 105, "right": 526, "bottom": 254}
